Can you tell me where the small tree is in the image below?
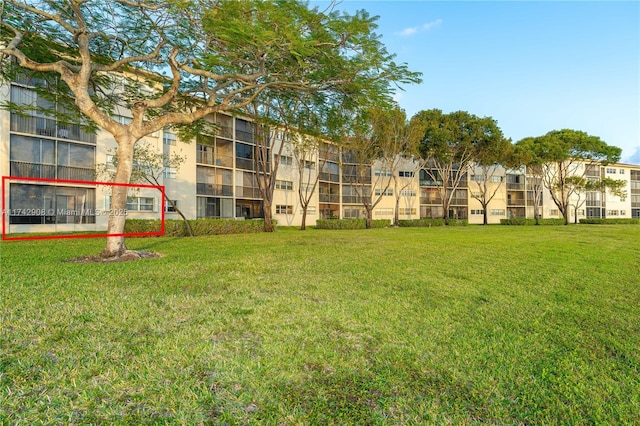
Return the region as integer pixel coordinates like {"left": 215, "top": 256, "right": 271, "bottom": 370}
{"left": 469, "top": 118, "right": 512, "bottom": 225}
{"left": 340, "top": 106, "right": 412, "bottom": 229}
{"left": 97, "top": 141, "right": 194, "bottom": 236}
{"left": 292, "top": 134, "right": 327, "bottom": 230}
{"left": 566, "top": 176, "right": 627, "bottom": 223}
{"left": 514, "top": 139, "right": 545, "bottom": 225}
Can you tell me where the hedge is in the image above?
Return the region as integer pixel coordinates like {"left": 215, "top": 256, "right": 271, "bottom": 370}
{"left": 500, "top": 218, "right": 567, "bottom": 226}
{"left": 315, "top": 218, "right": 391, "bottom": 230}
{"left": 398, "top": 218, "right": 467, "bottom": 227}
{"left": 579, "top": 218, "right": 639, "bottom": 225}
{"left": 124, "top": 218, "right": 271, "bottom": 236}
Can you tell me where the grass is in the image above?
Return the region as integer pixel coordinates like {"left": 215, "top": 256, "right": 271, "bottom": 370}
{"left": 1, "top": 225, "right": 639, "bottom": 424}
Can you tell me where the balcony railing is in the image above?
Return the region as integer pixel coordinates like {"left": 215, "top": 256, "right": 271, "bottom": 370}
{"left": 10, "top": 161, "right": 56, "bottom": 179}
{"left": 508, "top": 199, "right": 526, "bottom": 206}
{"left": 57, "top": 165, "right": 95, "bottom": 181}
{"left": 235, "top": 158, "right": 255, "bottom": 171}
{"left": 319, "top": 194, "right": 340, "bottom": 203}
{"left": 196, "top": 183, "right": 233, "bottom": 197}
{"left": 506, "top": 183, "right": 525, "bottom": 190}
{"left": 235, "top": 186, "right": 261, "bottom": 198}
{"left": 343, "top": 175, "right": 372, "bottom": 185}
{"left": 11, "top": 161, "right": 94, "bottom": 181}
{"left": 11, "top": 113, "right": 96, "bottom": 144}
{"left": 420, "top": 197, "right": 442, "bottom": 205}
{"left": 319, "top": 172, "right": 339, "bottom": 182}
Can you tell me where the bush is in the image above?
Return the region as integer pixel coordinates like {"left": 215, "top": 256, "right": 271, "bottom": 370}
{"left": 579, "top": 218, "right": 639, "bottom": 225}
{"left": 398, "top": 218, "right": 467, "bottom": 227}
{"left": 124, "top": 218, "right": 271, "bottom": 236}
{"left": 501, "top": 218, "right": 568, "bottom": 226}
{"left": 315, "top": 218, "right": 391, "bottom": 230}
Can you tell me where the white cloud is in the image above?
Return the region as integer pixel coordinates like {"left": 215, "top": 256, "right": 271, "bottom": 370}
{"left": 422, "top": 19, "right": 443, "bottom": 31}
{"left": 397, "top": 19, "right": 443, "bottom": 37}
{"left": 398, "top": 27, "right": 418, "bottom": 37}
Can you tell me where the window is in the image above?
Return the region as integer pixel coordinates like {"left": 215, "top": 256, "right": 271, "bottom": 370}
{"left": 399, "top": 208, "right": 416, "bottom": 215}
{"left": 471, "top": 209, "right": 484, "bottom": 215}
{"left": 304, "top": 160, "right": 316, "bottom": 170}
{"left": 163, "top": 167, "right": 177, "bottom": 180}
{"left": 607, "top": 210, "right": 619, "bottom": 216}
{"left": 374, "top": 188, "right": 393, "bottom": 196}
{"left": 606, "top": 168, "right": 616, "bottom": 174}
{"left": 398, "top": 171, "right": 414, "bottom": 178}
{"left": 549, "top": 209, "right": 559, "bottom": 216}
{"left": 470, "top": 174, "right": 484, "bottom": 182}
{"left": 276, "top": 205, "right": 293, "bottom": 214}
{"left": 278, "top": 155, "right": 293, "bottom": 166}
{"left": 374, "top": 169, "right": 391, "bottom": 176}
{"left": 401, "top": 189, "right": 416, "bottom": 197}
{"left": 620, "top": 210, "right": 626, "bottom": 216}
{"left": 491, "top": 176, "right": 503, "bottom": 183}
{"left": 163, "top": 129, "right": 177, "bottom": 146}
{"left": 620, "top": 169, "right": 625, "bottom": 174}
{"left": 375, "top": 208, "right": 393, "bottom": 216}
{"left": 490, "top": 209, "right": 505, "bottom": 216}
{"left": 301, "top": 206, "right": 316, "bottom": 215}
{"left": 165, "top": 200, "right": 178, "bottom": 212}
{"left": 127, "top": 197, "right": 156, "bottom": 212}
{"left": 275, "top": 180, "right": 293, "bottom": 191}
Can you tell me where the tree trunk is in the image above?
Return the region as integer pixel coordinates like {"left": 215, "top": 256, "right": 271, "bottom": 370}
{"left": 483, "top": 205, "right": 488, "bottom": 225}
{"left": 165, "top": 196, "right": 193, "bottom": 237}
{"left": 102, "top": 139, "right": 135, "bottom": 257}
{"left": 263, "top": 200, "right": 275, "bottom": 232}
{"left": 300, "top": 206, "right": 307, "bottom": 231}
{"left": 394, "top": 196, "right": 400, "bottom": 226}
{"left": 366, "top": 210, "right": 372, "bottom": 229}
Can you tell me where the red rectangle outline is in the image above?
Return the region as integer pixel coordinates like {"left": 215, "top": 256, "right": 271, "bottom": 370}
{"left": 2, "top": 176, "right": 165, "bottom": 241}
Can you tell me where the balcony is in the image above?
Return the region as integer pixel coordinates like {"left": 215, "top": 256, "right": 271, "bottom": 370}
{"left": 11, "top": 113, "right": 96, "bottom": 144}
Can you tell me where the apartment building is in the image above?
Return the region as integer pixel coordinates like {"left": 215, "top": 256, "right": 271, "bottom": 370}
{"left": 2, "top": 77, "right": 639, "bottom": 234}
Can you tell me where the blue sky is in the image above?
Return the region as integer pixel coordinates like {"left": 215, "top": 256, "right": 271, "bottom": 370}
{"left": 316, "top": 1, "right": 640, "bottom": 163}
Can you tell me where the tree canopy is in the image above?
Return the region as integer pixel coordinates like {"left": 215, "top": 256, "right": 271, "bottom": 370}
{"left": 515, "top": 129, "right": 622, "bottom": 224}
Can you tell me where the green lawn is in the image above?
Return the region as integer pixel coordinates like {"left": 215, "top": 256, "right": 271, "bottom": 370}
{"left": 1, "top": 226, "right": 639, "bottom": 424}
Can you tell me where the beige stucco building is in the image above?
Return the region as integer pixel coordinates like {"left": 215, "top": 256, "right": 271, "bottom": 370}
{"left": 2, "top": 78, "right": 639, "bottom": 235}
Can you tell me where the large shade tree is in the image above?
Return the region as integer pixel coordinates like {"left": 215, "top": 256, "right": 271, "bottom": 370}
{"left": 413, "top": 109, "right": 491, "bottom": 225}
{"left": 1, "top": 0, "right": 420, "bottom": 256}
{"left": 517, "top": 130, "right": 622, "bottom": 225}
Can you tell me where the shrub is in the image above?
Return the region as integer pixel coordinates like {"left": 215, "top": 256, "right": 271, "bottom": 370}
{"left": 315, "top": 219, "right": 390, "bottom": 230}
{"left": 579, "top": 218, "right": 639, "bottom": 225}
{"left": 398, "top": 218, "right": 467, "bottom": 227}
{"left": 501, "top": 218, "right": 569, "bottom": 226}
{"left": 124, "top": 218, "right": 272, "bottom": 236}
